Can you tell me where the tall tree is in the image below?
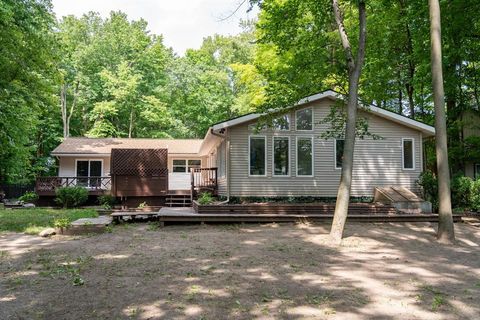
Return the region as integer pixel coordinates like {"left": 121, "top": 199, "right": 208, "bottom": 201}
{"left": 329, "top": 0, "right": 367, "bottom": 244}
{"left": 428, "top": 0, "right": 455, "bottom": 243}
{"left": 0, "top": 0, "right": 59, "bottom": 183}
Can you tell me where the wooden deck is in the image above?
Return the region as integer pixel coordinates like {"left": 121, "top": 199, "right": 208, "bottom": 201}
{"left": 110, "top": 207, "right": 463, "bottom": 225}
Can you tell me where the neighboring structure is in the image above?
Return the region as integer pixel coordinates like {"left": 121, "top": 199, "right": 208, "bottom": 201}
{"left": 37, "top": 90, "right": 435, "bottom": 203}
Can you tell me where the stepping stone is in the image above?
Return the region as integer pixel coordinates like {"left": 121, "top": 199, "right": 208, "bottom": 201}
{"left": 59, "top": 216, "right": 113, "bottom": 235}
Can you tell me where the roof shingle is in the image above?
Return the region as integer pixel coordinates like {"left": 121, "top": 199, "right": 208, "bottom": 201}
{"left": 51, "top": 138, "right": 203, "bottom": 155}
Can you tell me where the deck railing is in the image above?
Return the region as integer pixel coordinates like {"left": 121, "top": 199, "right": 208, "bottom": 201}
{"left": 190, "top": 168, "right": 218, "bottom": 198}
{"left": 36, "top": 176, "right": 112, "bottom": 195}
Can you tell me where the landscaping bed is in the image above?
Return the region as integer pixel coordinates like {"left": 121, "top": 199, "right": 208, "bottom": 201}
{"left": 193, "top": 200, "right": 398, "bottom": 215}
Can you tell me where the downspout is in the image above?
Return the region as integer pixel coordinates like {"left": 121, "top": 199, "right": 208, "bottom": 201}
{"left": 210, "top": 128, "right": 230, "bottom": 204}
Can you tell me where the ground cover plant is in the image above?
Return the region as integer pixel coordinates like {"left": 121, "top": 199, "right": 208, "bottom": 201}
{"left": 0, "top": 208, "right": 97, "bottom": 234}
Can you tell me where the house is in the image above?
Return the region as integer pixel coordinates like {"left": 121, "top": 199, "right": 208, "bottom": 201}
{"left": 37, "top": 90, "right": 435, "bottom": 205}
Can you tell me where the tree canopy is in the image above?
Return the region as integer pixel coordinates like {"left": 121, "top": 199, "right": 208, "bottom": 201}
{"left": 1, "top": 0, "right": 480, "bottom": 184}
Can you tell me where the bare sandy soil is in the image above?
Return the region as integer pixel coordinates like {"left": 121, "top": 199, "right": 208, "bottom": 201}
{"left": 1, "top": 221, "right": 479, "bottom": 320}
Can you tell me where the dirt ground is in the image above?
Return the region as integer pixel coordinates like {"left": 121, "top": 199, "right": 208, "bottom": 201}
{"left": 1, "top": 221, "right": 479, "bottom": 320}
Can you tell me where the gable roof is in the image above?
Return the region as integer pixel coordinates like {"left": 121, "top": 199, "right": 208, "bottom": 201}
{"left": 51, "top": 137, "right": 203, "bottom": 156}
{"left": 211, "top": 90, "right": 435, "bottom": 136}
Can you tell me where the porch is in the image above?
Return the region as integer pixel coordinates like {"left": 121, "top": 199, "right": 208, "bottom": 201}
{"left": 35, "top": 167, "right": 218, "bottom": 200}
{"left": 35, "top": 176, "right": 112, "bottom": 196}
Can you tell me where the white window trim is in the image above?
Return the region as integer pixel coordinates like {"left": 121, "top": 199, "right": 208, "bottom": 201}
{"left": 402, "top": 138, "right": 415, "bottom": 170}
{"left": 272, "top": 136, "right": 290, "bottom": 177}
{"left": 295, "top": 136, "right": 314, "bottom": 177}
{"left": 75, "top": 159, "right": 104, "bottom": 177}
{"left": 474, "top": 163, "right": 480, "bottom": 180}
{"left": 334, "top": 139, "right": 344, "bottom": 170}
{"left": 295, "top": 107, "right": 314, "bottom": 132}
{"left": 273, "top": 114, "right": 291, "bottom": 131}
{"left": 248, "top": 135, "right": 267, "bottom": 177}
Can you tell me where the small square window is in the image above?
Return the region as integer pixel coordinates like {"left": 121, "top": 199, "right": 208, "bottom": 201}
{"left": 173, "top": 159, "right": 187, "bottom": 173}
{"left": 188, "top": 160, "right": 201, "bottom": 172}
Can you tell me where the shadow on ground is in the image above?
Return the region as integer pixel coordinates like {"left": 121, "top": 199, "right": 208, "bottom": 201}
{"left": 1, "top": 221, "right": 479, "bottom": 319}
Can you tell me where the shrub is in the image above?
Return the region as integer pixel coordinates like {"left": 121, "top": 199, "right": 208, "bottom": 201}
{"left": 198, "top": 192, "right": 214, "bottom": 205}
{"left": 98, "top": 194, "right": 116, "bottom": 209}
{"left": 53, "top": 218, "right": 71, "bottom": 229}
{"left": 470, "top": 179, "right": 480, "bottom": 211}
{"left": 18, "top": 191, "right": 39, "bottom": 203}
{"left": 55, "top": 186, "right": 88, "bottom": 208}
{"left": 451, "top": 175, "right": 473, "bottom": 209}
{"left": 417, "top": 171, "right": 438, "bottom": 209}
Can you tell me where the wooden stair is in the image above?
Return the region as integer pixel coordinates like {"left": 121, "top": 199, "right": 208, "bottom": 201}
{"left": 166, "top": 194, "right": 192, "bottom": 207}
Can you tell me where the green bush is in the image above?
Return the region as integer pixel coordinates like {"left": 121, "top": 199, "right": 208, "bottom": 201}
{"left": 198, "top": 192, "right": 214, "bottom": 205}
{"left": 420, "top": 171, "right": 480, "bottom": 212}
{"left": 451, "top": 175, "right": 473, "bottom": 209}
{"left": 55, "top": 186, "right": 88, "bottom": 208}
{"left": 417, "top": 171, "right": 438, "bottom": 209}
{"left": 53, "top": 218, "right": 72, "bottom": 229}
{"left": 98, "top": 194, "right": 116, "bottom": 209}
{"left": 18, "top": 191, "right": 39, "bottom": 203}
{"left": 470, "top": 179, "right": 480, "bottom": 211}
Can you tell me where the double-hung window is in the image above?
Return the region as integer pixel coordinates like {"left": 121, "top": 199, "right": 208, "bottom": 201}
{"left": 76, "top": 160, "right": 102, "bottom": 187}
{"left": 249, "top": 136, "right": 266, "bottom": 176}
{"left": 296, "top": 137, "right": 313, "bottom": 176}
{"left": 173, "top": 159, "right": 201, "bottom": 173}
{"left": 402, "top": 138, "right": 415, "bottom": 170}
{"left": 296, "top": 108, "right": 313, "bottom": 131}
{"left": 273, "top": 137, "right": 289, "bottom": 176}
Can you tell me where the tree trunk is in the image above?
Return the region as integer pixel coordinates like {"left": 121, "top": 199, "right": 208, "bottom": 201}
{"left": 428, "top": 0, "right": 455, "bottom": 244}
{"left": 330, "top": 0, "right": 367, "bottom": 245}
{"left": 128, "top": 108, "right": 134, "bottom": 138}
{"left": 60, "top": 84, "right": 68, "bottom": 138}
{"left": 60, "top": 82, "right": 78, "bottom": 138}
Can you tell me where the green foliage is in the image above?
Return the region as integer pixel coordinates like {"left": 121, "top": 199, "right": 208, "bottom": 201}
{"left": 420, "top": 172, "right": 480, "bottom": 211}
{"left": 198, "top": 192, "right": 215, "bottom": 205}
{"left": 0, "top": 0, "right": 59, "bottom": 183}
{"left": 417, "top": 171, "right": 438, "bottom": 210}
{"left": 0, "top": 208, "right": 97, "bottom": 233}
{"left": 98, "top": 195, "right": 116, "bottom": 209}
{"left": 18, "top": 191, "right": 39, "bottom": 203}
{"left": 469, "top": 179, "right": 480, "bottom": 211}
{"left": 451, "top": 175, "right": 473, "bottom": 209}
{"left": 55, "top": 187, "right": 89, "bottom": 208}
{"left": 137, "top": 201, "right": 147, "bottom": 209}
{"left": 53, "top": 218, "right": 71, "bottom": 229}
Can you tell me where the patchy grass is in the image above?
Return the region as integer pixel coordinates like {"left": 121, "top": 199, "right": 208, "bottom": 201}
{"left": 0, "top": 208, "right": 98, "bottom": 234}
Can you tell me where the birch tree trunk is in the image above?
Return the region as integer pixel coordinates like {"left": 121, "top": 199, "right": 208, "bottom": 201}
{"left": 330, "top": 0, "right": 367, "bottom": 244}
{"left": 428, "top": 0, "right": 455, "bottom": 243}
{"left": 60, "top": 82, "right": 78, "bottom": 138}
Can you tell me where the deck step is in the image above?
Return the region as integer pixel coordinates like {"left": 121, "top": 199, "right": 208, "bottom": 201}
{"left": 165, "top": 194, "right": 192, "bottom": 207}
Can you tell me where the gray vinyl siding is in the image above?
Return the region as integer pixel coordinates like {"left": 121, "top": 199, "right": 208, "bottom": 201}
{"left": 227, "top": 99, "right": 423, "bottom": 197}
